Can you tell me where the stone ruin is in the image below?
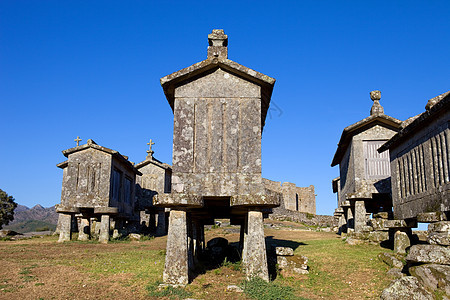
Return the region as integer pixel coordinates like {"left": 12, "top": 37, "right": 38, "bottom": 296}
{"left": 154, "top": 29, "right": 281, "bottom": 285}
{"left": 331, "top": 91, "right": 404, "bottom": 243}
{"left": 263, "top": 178, "right": 316, "bottom": 214}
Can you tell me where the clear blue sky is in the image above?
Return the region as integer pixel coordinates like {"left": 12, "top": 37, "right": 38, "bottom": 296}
{"left": 1, "top": 1, "right": 449, "bottom": 215}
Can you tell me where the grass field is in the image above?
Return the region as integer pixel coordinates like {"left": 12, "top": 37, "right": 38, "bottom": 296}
{"left": 0, "top": 220, "right": 394, "bottom": 299}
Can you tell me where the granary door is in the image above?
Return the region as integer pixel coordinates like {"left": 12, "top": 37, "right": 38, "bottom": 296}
{"left": 363, "top": 140, "right": 390, "bottom": 179}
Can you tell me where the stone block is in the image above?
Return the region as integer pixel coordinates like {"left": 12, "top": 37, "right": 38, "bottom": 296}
{"left": 277, "top": 255, "right": 308, "bottom": 275}
{"left": 384, "top": 220, "right": 408, "bottom": 228}
{"left": 368, "top": 231, "right": 389, "bottom": 242}
{"left": 428, "top": 221, "right": 450, "bottom": 233}
{"left": 386, "top": 268, "right": 405, "bottom": 279}
{"left": 369, "top": 218, "right": 388, "bottom": 231}
{"left": 427, "top": 232, "right": 450, "bottom": 246}
{"left": 378, "top": 252, "right": 404, "bottom": 269}
{"left": 128, "top": 233, "right": 141, "bottom": 241}
{"left": 394, "top": 231, "right": 410, "bottom": 254}
{"left": 417, "top": 212, "right": 447, "bottom": 223}
{"left": 380, "top": 276, "right": 433, "bottom": 300}
{"left": 407, "top": 244, "right": 450, "bottom": 265}
{"left": 409, "top": 264, "right": 450, "bottom": 296}
{"left": 373, "top": 212, "right": 389, "bottom": 219}
{"left": 275, "top": 247, "right": 294, "bottom": 256}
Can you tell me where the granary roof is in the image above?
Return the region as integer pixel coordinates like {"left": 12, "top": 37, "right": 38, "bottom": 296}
{"left": 160, "top": 29, "right": 276, "bottom": 129}
{"left": 331, "top": 91, "right": 402, "bottom": 167}
{"left": 58, "top": 139, "right": 142, "bottom": 175}
{"left": 135, "top": 156, "right": 172, "bottom": 171}
{"left": 379, "top": 91, "right": 450, "bottom": 153}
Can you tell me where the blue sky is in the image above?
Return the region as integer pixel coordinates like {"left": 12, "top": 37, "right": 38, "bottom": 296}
{"left": 1, "top": 1, "right": 449, "bottom": 215}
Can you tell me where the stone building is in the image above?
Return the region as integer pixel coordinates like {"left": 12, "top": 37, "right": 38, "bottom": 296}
{"left": 134, "top": 139, "right": 172, "bottom": 235}
{"left": 263, "top": 178, "right": 316, "bottom": 214}
{"left": 331, "top": 91, "right": 403, "bottom": 234}
{"left": 155, "top": 29, "right": 280, "bottom": 285}
{"left": 56, "top": 139, "right": 141, "bottom": 243}
{"left": 379, "top": 91, "right": 450, "bottom": 221}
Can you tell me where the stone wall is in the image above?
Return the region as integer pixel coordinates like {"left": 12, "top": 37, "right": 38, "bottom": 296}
{"left": 263, "top": 178, "right": 316, "bottom": 214}
{"left": 269, "top": 206, "right": 337, "bottom": 228}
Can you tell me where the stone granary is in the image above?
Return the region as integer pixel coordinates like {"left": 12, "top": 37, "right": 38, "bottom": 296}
{"left": 379, "top": 91, "right": 450, "bottom": 222}
{"left": 331, "top": 91, "right": 403, "bottom": 235}
{"left": 155, "top": 29, "right": 280, "bottom": 285}
{"left": 263, "top": 178, "right": 316, "bottom": 214}
{"left": 134, "top": 139, "right": 172, "bottom": 235}
{"left": 56, "top": 139, "right": 141, "bottom": 243}
{"left": 377, "top": 92, "right": 450, "bottom": 299}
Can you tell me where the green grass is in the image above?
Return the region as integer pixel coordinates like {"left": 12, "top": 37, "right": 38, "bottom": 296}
{"left": 71, "top": 248, "right": 165, "bottom": 282}
{"left": 243, "top": 277, "right": 307, "bottom": 300}
{"left": 146, "top": 281, "right": 193, "bottom": 299}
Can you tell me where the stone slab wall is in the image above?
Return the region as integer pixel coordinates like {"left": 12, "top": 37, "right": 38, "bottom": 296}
{"left": 390, "top": 110, "right": 450, "bottom": 219}
{"left": 171, "top": 68, "right": 264, "bottom": 198}
{"left": 61, "top": 148, "right": 112, "bottom": 208}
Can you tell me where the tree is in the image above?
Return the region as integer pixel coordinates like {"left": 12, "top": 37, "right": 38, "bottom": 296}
{"left": 0, "top": 189, "right": 17, "bottom": 230}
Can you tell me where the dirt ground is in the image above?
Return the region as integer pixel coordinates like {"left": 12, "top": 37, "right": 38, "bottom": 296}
{"left": 0, "top": 220, "right": 393, "bottom": 300}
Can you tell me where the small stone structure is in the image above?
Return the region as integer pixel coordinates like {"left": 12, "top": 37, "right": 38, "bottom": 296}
{"left": 155, "top": 29, "right": 280, "bottom": 285}
{"left": 134, "top": 139, "right": 172, "bottom": 235}
{"left": 56, "top": 139, "right": 141, "bottom": 243}
{"left": 263, "top": 178, "right": 316, "bottom": 214}
{"left": 331, "top": 91, "right": 403, "bottom": 239}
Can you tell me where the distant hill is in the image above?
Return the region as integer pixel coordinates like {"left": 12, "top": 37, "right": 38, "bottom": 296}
{"left": 3, "top": 204, "right": 58, "bottom": 233}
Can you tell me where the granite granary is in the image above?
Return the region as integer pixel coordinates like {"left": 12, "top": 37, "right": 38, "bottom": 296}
{"left": 155, "top": 29, "right": 281, "bottom": 285}
{"left": 331, "top": 91, "right": 403, "bottom": 242}
{"left": 56, "top": 138, "right": 142, "bottom": 243}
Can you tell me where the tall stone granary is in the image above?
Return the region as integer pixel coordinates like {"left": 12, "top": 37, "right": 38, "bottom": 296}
{"left": 155, "top": 29, "right": 281, "bottom": 285}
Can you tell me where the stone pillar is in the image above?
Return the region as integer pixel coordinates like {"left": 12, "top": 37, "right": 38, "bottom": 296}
{"left": 346, "top": 207, "right": 354, "bottom": 231}
{"left": 394, "top": 230, "right": 410, "bottom": 254}
{"left": 354, "top": 201, "right": 366, "bottom": 233}
{"left": 78, "top": 216, "right": 90, "bottom": 241}
{"left": 98, "top": 214, "right": 110, "bottom": 244}
{"left": 58, "top": 213, "right": 72, "bottom": 243}
{"left": 243, "top": 209, "right": 269, "bottom": 282}
{"left": 156, "top": 210, "right": 167, "bottom": 236}
{"left": 163, "top": 209, "right": 189, "bottom": 285}
{"left": 338, "top": 213, "right": 347, "bottom": 234}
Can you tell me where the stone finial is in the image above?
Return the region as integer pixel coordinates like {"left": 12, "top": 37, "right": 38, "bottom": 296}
{"left": 207, "top": 29, "right": 228, "bottom": 59}
{"left": 370, "top": 90, "right": 384, "bottom": 115}
{"left": 146, "top": 139, "right": 155, "bottom": 159}
{"left": 425, "top": 91, "right": 450, "bottom": 110}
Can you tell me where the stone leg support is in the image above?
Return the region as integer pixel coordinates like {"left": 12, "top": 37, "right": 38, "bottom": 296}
{"left": 58, "top": 213, "right": 72, "bottom": 243}
{"left": 346, "top": 207, "right": 354, "bottom": 230}
{"left": 163, "top": 209, "right": 189, "bottom": 285}
{"left": 338, "top": 214, "right": 347, "bottom": 234}
{"left": 243, "top": 209, "right": 269, "bottom": 282}
{"left": 78, "top": 217, "right": 90, "bottom": 241}
{"left": 354, "top": 201, "right": 366, "bottom": 233}
{"left": 99, "top": 214, "right": 111, "bottom": 244}
{"left": 156, "top": 211, "right": 167, "bottom": 236}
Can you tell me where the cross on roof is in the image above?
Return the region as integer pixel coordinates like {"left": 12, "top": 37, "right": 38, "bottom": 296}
{"left": 74, "top": 136, "right": 82, "bottom": 146}
{"left": 146, "top": 139, "right": 155, "bottom": 159}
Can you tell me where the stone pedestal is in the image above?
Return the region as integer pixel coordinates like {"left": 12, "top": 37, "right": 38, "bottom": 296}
{"left": 78, "top": 217, "right": 90, "bottom": 241}
{"left": 163, "top": 209, "right": 189, "bottom": 285}
{"left": 354, "top": 200, "right": 366, "bottom": 233}
{"left": 243, "top": 209, "right": 269, "bottom": 281}
{"left": 58, "top": 213, "right": 72, "bottom": 243}
{"left": 394, "top": 230, "right": 410, "bottom": 254}
{"left": 99, "top": 214, "right": 110, "bottom": 244}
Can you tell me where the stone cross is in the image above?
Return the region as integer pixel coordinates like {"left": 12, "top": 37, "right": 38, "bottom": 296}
{"left": 146, "top": 139, "right": 155, "bottom": 159}
{"left": 74, "top": 136, "right": 82, "bottom": 146}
